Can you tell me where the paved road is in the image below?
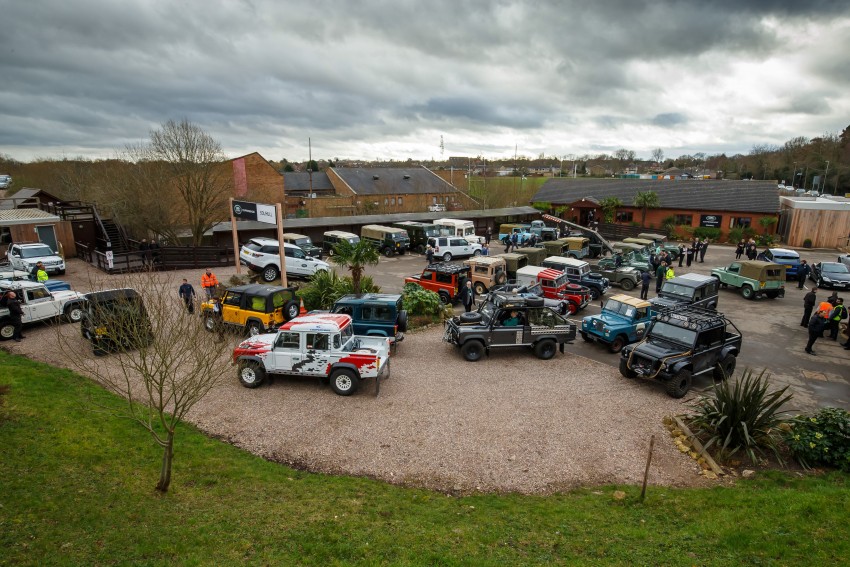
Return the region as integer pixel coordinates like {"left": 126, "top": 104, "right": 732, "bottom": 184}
{"left": 366, "top": 245, "right": 850, "bottom": 412}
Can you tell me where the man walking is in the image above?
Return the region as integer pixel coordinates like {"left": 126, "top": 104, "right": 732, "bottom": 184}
{"left": 640, "top": 270, "right": 651, "bottom": 300}
{"left": 460, "top": 280, "right": 475, "bottom": 313}
{"left": 828, "top": 298, "right": 846, "bottom": 341}
{"left": 805, "top": 308, "right": 830, "bottom": 355}
{"left": 699, "top": 238, "right": 709, "bottom": 263}
{"left": 797, "top": 260, "right": 811, "bottom": 289}
{"left": 425, "top": 244, "right": 434, "bottom": 264}
{"left": 801, "top": 286, "right": 818, "bottom": 327}
{"left": 178, "top": 278, "right": 196, "bottom": 314}
{"left": 201, "top": 268, "right": 219, "bottom": 300}
{"left": 3, "top": 291, "right": 24, "bottom": 342}
{"left": 655, "top": 262, "right": 667, "bottom": 294}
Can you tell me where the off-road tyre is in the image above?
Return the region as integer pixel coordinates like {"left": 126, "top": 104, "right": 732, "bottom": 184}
{"left": 666, "top": 369, "right": 692, "bottom": 398}
{"left": 383, "top": 247, "right": 394, "bottom": 257}
{"left": 283, "top": 300, "right": 300, "bottom": 321}
{"left": 238, "top": 361, "right": 266, "bottom": 388}
{"left": 619, "top": 278, "right": 635, "bottom": 291}
{"left": 438, "top": 291, "right": 451, "bottom": 304}
{"left": 619, "top": 358, "right": 637, "bottom": 378}
{"left": 472, "top": 249, "right": 482, "bottom": 257}
{"left": 330, "top": 368, "right": 359, "bottom": 396}
{"left": 580, "top": 331, "right": 593, "bottom": 343}
{"left": 609, "top": 335, "right": 627, "bottom": 354}
{"left": 203, "top": 312, "right": 216, "bottom": 332}
{"left": 415, "top": 245, "right": 425, "bottom": 255}
{"left": 473, "top": 282, "right": 487, "bottom": 296}
{"left": 442, "top": 252, "right": 453, "bottom": 262}
{"left": 713, "top": 354, "right": 737, "bottom": 381}
{"left": 397, "top": 310, "right": 408, "bottom": 332}
{"left": 0, "top": 322, "right": 15, "bottom": 340}
{"left": 460, "top": 340, "right": 485, "bottom": 362}
{"left": 64, "top": 303, "right": 84, "bottom": 323}
{"left": 261, "top": 265, "right": 280, "bottom": 282}
{"left": 565, "top": 300, "right": 578, "bottom": 315}
{"left": 741, "top": 285, "right": 755, "bottom": 300}
{"left": 534, "top": 339, "right": 557, "bottom": 360}
{"left": 495, "top": 272, "right": 507, "bottom": 285}
{"left": 765, "top": 290, "right": 780, "bottom": 299}
{"left": 246, "top": 320, "right": 263, "bottom": 336}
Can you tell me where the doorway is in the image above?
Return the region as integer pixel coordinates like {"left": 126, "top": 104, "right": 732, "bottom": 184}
{"left": 36, "top": 225, "right": 59, "bottom": 253}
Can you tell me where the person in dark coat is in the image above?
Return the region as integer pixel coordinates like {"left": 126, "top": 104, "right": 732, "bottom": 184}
{"left": 828, "top": 298, "right": 846, "bottom": 340}
{"left": 685, "top": 245, "right": 694, "bottom": 267}
{"left": 677, "top": 244, "right": 685, "bottom": 267}
{"left": 699, "top": 238, "right": 709, "bottom": 263}
{"left": 178, "top": 278, "right": 196, "bottom": 314}
{"left": 805, "top": 309, "right": 829, "bottom": 355}
{"left": 425, "top": 244, "right": 434, "bottom": 264}
{"left": 138, "top": 238, "right": 151, "bottom": 266}
{"left": 485, "top": 227, "right": 492, "bottom": 245}
{"left": 797, "top": 260, "right": 811, "bottom": 289}
{"left": 4, "top": 291, "right": 24, "bottom": 342}
{"left": 460, "top": 280, "right": 475, "bottom": 313}
{"left": 801, "top": 286, "right": 818, "bottom": 327}
{"left": 640, "top": 270, "right": 651, "bottom": 300}
{"left": 655, "top": 262, "right": 667, "bottom": 294}
{"left": 735, "top": 240, "right": 745, "bottom": 260}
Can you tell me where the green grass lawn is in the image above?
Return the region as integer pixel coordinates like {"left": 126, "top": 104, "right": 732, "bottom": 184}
{"left": 1, "top": 349, "right": 848, "bottom": 566}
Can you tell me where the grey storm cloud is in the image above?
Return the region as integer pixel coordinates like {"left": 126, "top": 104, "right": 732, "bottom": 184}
{"left": 0, "top": 0, "right": 848, "bottom": 161}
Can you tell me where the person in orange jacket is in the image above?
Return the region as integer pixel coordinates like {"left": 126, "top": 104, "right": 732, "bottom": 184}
{"left": 200, "top": 268, "right": 219, "bottom": 300}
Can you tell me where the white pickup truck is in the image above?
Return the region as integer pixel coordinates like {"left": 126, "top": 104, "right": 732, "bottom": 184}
{"left": 231, "top": 312, "right": 391, "bottom": 395}
{"left": 0, "top": 280, "right": 86, "bottom": 339}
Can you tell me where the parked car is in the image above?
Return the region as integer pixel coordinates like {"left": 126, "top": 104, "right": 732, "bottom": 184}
{"left": 464, "top": 256, "right": 508, "bottom": 295}
{"left": 361, "top": 224, "right": 410, "bottom": 257}
{"left": 810, "top": 262, "right": 850, "bottom": 290}
{"left": 232, "top": 313, "right": 391, "bottom": 395}
{"left": 427, "top": 236, "right": 482, "bottom": 261}
{"left": 711, "top": 260, "right": 786, "bottom": 299}
{"left": 0, "top": 175, "right": 11, "bottom": 189}
{"left": 0, "top": 280, "right": 85, "bottom": 340}
{"left": 404, "top": 262, "right": 471, "bottom": 304}
{"left": 581, "top": 294, "right": 655, "bottom": 353}
{"left": 443, "top": 292, "right": 576, "bottom": 362}
{"left": 620, "top": 306, "right": 742, "bottom": 398}
{"left": 638, "top": 233, "right": 680, "bottom": 260}
{"left": 650, "top": 273, "right": 719, "bottom": 310}
{"left": 322, "top": 230, "right": 360, "bottom": 257}
{"left": 200, "top": 284, "right": 301, "bottom": 336}
{"left": 515, "top": 266, "right": 590, "bottom": 314}
{"left": 838, "top": 254, "right": 850, "bottom": 270}
{"left": 0, "top": 267, "right": 71, "bottom": 292}
{"left": 540, "top": 256, "right": 610, "bottom": 299}
{"left": 240, "top": 237, "right": 330, "bottom": 282}
{"left": 330, "top": 293, "right": 407, "bottom": 346}
{"left": 757, "top": 248, "right": 800, "bottom": 280}
{"left": 393, "top": 221, "right": 448, "bottom": 254}
{"left": 6, "top": 242, "right": 66, "bottom": 275}
{"left": 489, "top": 281, "right": 578, "bottom": 316}
{"left": 528, "top": 220, "right": 559, "bottom": 241}
{"left": 80, "top": 288, "right": 153, "bottom": 355}
{"left": 281, "top": 233, "right": 323, "bottom": 260}
{"left": 587, "top": 261, "right": 640, "bottom": 291}
{"left": 493, "top": 252, "right": 528, "bottom": 279}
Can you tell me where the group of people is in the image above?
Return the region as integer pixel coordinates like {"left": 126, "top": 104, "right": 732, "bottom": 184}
{"left": 502, "top": 231, "right": 541, "bottom": 252}
{"left": 801, "top": 287, "right": 849, "bottom": 354}
{"left": 137, "top": 238, "right": 161, "bottom": 267}
{"left": 734, "top": 238, "right": 760, "bottom": 261}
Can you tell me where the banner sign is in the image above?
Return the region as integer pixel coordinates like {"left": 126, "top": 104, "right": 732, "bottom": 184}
{"left": 700, "top": 214, "right": 722, "bottom": 228}
{"left": 232, "top": 200, "right": 277, "bottom": 225}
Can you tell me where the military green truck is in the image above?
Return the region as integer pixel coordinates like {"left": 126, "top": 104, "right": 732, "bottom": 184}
{"left": 494, "top": 252, "right": 529, "bottom": 280}
{"left": 361, "top": 224, "right": 411, "bottom": 256}
{"left": 393, "top": 221, "right": 447, "bottom": 254}
{"left": 514, "top": 246, "right": 547, "bottom": 266}
{"left": 710, "top": 260, "right": 786, "bottom": 300}
{"left": 638, "top": 232, "right": 680, "bottom": 260}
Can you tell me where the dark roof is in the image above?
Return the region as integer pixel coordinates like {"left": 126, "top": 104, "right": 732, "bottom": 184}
{"left": 283, "top": 172, "right": 333, "bottom": 192}
{"left": 0, "top": 187, "right": 65, "bottom": 210}
{"left": 84, "top": 288, "right": 141, "bottom": 302}
{"left": 334, "top": 167, "right": 456, "bottom": 196}
{"left": 228, "top": 284, "right": 296, "bottom": 295}
{"left": 531, "top": 179, "right": 780, "bottom": 213}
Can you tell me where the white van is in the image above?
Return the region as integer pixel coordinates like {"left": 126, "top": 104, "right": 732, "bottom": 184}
{"left": 434, "top": 218, "right": 483, "bottom": 244}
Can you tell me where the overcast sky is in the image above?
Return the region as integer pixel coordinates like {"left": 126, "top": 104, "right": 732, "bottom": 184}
{"left": 1, "top": 0, "right": 849, "bottom": 163}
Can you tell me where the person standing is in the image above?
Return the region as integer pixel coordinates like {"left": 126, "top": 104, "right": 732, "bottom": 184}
{"left": 425, "top": 244, "right": 434, "bottom": 264}
{"left": 510, "top": 232, "right": 518, "bottom": 252}
{"left": 677, "top": 244, "right": 685, "bottom": 267}
{"left": 797, "top": 260, "right": 811, "bottom": 289}
{"left": 211, "top": 296, "right": 226, "bottom": 342}
{"left": 4, "top": 291, "right": 24, "bottom": 342}
{"left": 484, "top": 227, "right": 492, "bottom": 245}
{"left": 178, "top": 278, "right": 196, "bottom": 314}
{"left": 30, "top": 261, "right": 49, "bottom": 283}
{"left": 685, "top": 244, "right": 694, "bottom": 267}
{"left": 201, "top": 268, "right": 219, "bottom": 300}
{"left": 640, "top": 269, "right": 651, "bottom": 300}
{"left": 138, "top": 238, "right": 151, "bottom": 266}
{"left": 828, "top": 298, "right": 846, "bottom": 340}
{"left": 693, "top": 239, "right": 702, "bottom": 264}
{"left": 699, "top": 238, "right": 709, "bottom": 263}
{"left": 655, "top": 262, "right": 667, "bottom": 294}
{"left": 801, "top": 286, "right": 818, "bottom": 327}
{"left": 735, "top": 240, "right": 745, "bottom": 260}
{"left": 502, "top": 235, "right": 511, "bottom": 253}
{"left": 481, "top": 243, "right": 489, "bottom": 256}
{"left": 460, "top": 280, "right": 475, "bottom": 313}
{"left": 805, "top": 308, "right": 830, "bottom": 355}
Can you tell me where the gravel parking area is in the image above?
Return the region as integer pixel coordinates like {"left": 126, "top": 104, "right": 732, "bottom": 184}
{"left": 3, "top": 259, "right": 711, "bottom": 494}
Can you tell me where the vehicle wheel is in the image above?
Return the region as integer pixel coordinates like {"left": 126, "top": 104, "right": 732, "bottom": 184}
{"left": 665, "top": 369, "right": 692, "bottom": 398}
{"left": 330, "top": 369, "right": 359, "bottom": 395}
{"left": 495, "top": 272, "right": 507, "bottom": 285}
{"left": 397, "top": 310, "right": 408, "bottom": 332}
{"left": 238, "top": 361, "right": 266, "bottom": 388}
{"left": 383, "top": 248, "right": 394, "bottom": 257}
{"left": 565, "top": 301, "right": 578, "bottom": 315}
{"left": 473, "top": 282, "right": 487, "bottom": 296}
{"left": 283, "top": 300, "right": 300, "bottom": 320}
{"left": 713, "top": 354, "right": 737, "bottom": 381}
{"left": 741, "top": 286, "right": 754, "bottom": 300}
{"left": 415, "top": 245, "right": 425, "bottom": 255}
{"left": 261, "top": 265, "right": 279, "bottom": 282}
{"left": 619, "top": 278, "right": 635, "bottom": 291}
{"left": 246, "top": 320, "right": 263, "bottom": 336}
{"left": 472, "top": 249, "right": 482, "bottom": 257}
{"left": 0, "top": 322, "right": 15, "bottom": 341}
{"left": 588, "top": 287, "right": 600, "bottom": 300}
{"left": 64, "top": 304, "right": 84, "bottom": 323}
{"left": 609, "top": 335, "right": 627, "bottom": 354}
{"left": 443, "top": 252, "right": 453, "bottom": 262}
{"left": 460, "top": 340, "right": 485, "bottom": 362}
{"left": 203, "top": 313, "right": 216, "bottom": 332}
{"left": 93, "top": 346, "right": 109, "bottom": 357}
{"left": 619, "top": 358, "right": 637, "bottom": 378}
{"left": 534, "top": 339, "right": 557, "bottom": 360}
{"left": 438, "top": 291, "right": 451, "bottom": 304}
{"left": 765, "top": 290, "right": 780, "bottom": 299}
{"left": 580, "top": 331, "right": 593, "bottom": 342}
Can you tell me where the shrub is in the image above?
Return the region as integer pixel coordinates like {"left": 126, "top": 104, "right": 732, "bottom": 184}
{"left": 298, "top": 271, "right": 380, "bottom": 310}
{"left": 803, "top": 238, "right": 813, "bottom": 248}
{"left": 728, "top": 227, "right": 757, "bottom": 244}
{"left": 693, "top": 227, "right": 721, "bottom": 240}
{"left": 756, "top": 234, "right": 775, "bottom": 247}
{"left": 688, "top": 369, "right": 792, "bottom": 465}
{"left": 785, "top": 407, "right": 850, "bottom": 472}
{"left": 402, "top": 283, "right": 444, "bottom": 318}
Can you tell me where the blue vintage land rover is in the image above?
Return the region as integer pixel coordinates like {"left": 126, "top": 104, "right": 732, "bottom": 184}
{"left": 580, "top": 294, "right": 655, "bottom": 353}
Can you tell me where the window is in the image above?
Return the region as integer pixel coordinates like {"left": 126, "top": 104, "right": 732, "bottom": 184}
{"left": 728, "top": 263, "right": 740, "bottom": 273}
{"left": 731, "top": 217, "right": 752, "bottom": 228}
{"left": 616, "top": 211, "right": 633, "bottom": 222}
{"left": 275, "top": 332, "right": 300, "bottom": 350}
{"left": 306, "top": 333, "right": 329, "bottom": 350}
{"left": 285, "top": 247, "right": 305, "bottom": 259}
{"left": 674, "top": 214, "right": 693, "bottom": 226}
{"left": 390, "top": 197, "right": 396, "bottom": 205}
{"left": 223, "top": 292, "right": 242, "bottom": 306}
{"left": 398, "top": 197, "right": 403, "bottom": 206}
{"left": 362, "top": 304, "right": 393, "bottom": 321}
{"left": 27, "top": 288, "right": 51, "bottom": 301}
{"left": 697, "top": 326, "right": 724, "bottom": 348}
{"left": 333, "top": 305, "right": 353, "bottom": 316}
{"left": 421, "top": 270, "right": 434, "bottom": 281}
{"left": 248, "top": 295, "right": 265, "bottom": 311}
{"left": 260, "top": 244, "right": 279, "bottom": 254}
{"left": 384, "top": 198, "right": 389, "bottom": 206}
{"left": 436, "top": 272, "right": 453, "bottom": 284}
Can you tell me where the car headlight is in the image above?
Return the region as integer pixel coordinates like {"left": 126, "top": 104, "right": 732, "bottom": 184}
{"left": 822, "top": 277, "right": 831, "bottom": 282}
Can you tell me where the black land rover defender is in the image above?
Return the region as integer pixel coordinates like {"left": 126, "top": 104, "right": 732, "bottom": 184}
{"left": 619, "top": 306, "right": 742, "bottom": 398}
{"left": 650, "top": 273, "right": 719, "bottom": 310}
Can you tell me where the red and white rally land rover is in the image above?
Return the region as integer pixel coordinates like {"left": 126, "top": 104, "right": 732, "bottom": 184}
{"left": 232, "top": 313, "right": 391, "bottom": 395}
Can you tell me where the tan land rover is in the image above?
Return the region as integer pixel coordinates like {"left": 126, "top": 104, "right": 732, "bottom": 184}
{"left": 464, "top": 256, "right": 508, "bottom": 295}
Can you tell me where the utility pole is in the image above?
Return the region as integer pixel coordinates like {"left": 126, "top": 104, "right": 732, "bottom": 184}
{"left": 824, "top": 161, "right": 830, "bottom": 193}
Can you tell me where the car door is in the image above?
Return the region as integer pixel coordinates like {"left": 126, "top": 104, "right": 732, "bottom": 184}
{"left": 271, "top": 331, "right": 301, "bottom": 373}
{"left": 285, "top": 246, "right": 309, "bottom": 277}
{"left": 302, "top": 332, "right": 333, "bottom": 375}
{"left": 220, "top": 291, "right": 243, "bottom": 326}
{"left": 489, "top": 308, "right": 527, "bottom": 346}
{"left": 23, "top": 287, "right": 61, "bottom": 322}
{"left": 451, "top": 238, "right": 471, "bottom": 257}
{"left": 8, "top": 245, "right": 22, "bottom": 270}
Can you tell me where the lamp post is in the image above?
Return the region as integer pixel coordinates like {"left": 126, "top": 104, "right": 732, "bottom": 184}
{"left": 307, "top": 168, "right": 313, "bottom": 217}
{"left": 560, "top": 156, "right": 564, "bottom": 177}
{"left": 824, "top": 161, "right": 830, "bottom": 194}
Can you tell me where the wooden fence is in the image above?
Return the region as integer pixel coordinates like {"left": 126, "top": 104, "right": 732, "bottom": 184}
{"left": 77, "top": 243, "right": 236, "bottom": 274}
{"left": 597, "top": 223, "right": 668, "bottom": 241}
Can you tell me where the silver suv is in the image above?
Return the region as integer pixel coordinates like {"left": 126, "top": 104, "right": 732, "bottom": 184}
{"left": 240, "top": 237, "right": 330, "bottom": 282}
{"left": 7, "top": 243, "right": 66, "bottom": 275}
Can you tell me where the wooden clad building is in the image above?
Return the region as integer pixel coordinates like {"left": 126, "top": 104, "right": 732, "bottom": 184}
{"left": 778, "top": 196, "right": 850, "bottom": 248}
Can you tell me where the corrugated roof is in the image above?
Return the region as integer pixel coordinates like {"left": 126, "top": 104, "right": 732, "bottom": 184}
{"left": 531, "top": 179, "right": 780, "bottom": 213}
{"left": 283, "top": 172, "right": 333, "bottom": 192}
{"left": 334, "top": 167, "right": 456, "bottom": 196}
{"left": 0, "top": 208, "right": 60, "bottom": 225}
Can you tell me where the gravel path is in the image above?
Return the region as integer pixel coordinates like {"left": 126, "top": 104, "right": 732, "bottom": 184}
{"left": 2, "top": 260, "right": 709, "bottom": 494}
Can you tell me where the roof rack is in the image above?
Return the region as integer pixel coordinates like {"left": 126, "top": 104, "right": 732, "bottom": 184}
{"left": 425, "top": 262, "right": 469, "bottom": 273}
{"left": 653, "top": 304, "right": 728, "bottom": 331}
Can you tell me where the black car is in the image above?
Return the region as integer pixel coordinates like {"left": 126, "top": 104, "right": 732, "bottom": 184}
{"left": 810, "top": 262, "right": 850, "bottom": 290}
{"left": 80, "top": 288, "right": 153, "bottom": 355}
{"left": 649, "top": 273, "right": 719, "bottom": 310}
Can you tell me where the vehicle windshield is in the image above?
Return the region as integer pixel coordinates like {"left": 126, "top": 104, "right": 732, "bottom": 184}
{"left": 245, "top": 241, "right": 264, "bottom": 252}
{"left": 346, "top": 237, "right": 360, "bottom": 244}
{"left": 294, "top": 237, "right": 312, "bottom": 246}
{"left": 21, "top": 245, "right": 55, "bottom": 258}
{"left": 463, "top": 227, "right": 476, "bottom": 237}
{"left": 603, "top": 300, "right": 638, "bottom": 318}
{"left": 650, "top": 322, "right": 696, "bottom": 346}
{"left": 478, "top": 302, "right": 496, "bottom": 323}
{"left": 822, "top": 263, "right": 849, "bottom": 274}
{"left": 660, "top": 283, "right": 695, "bottom": 299}
{"left": 553, "top": 274, "right": 569, "bottom": 288}
{"left": 339, "top": 323, "right": 354, "bottom": 347}
{"left": 391, "top": 232, "right": 408, "bottom": 241}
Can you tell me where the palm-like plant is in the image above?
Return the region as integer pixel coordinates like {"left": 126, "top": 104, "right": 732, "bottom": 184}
{"left": 633, "top": 191, "right": 660, "bottom": 227}
{"left": 599, "top": 197, "right": 623, "bottom": 223}
{"left": 328, "top": 238, "right": 380, "bottom": 294}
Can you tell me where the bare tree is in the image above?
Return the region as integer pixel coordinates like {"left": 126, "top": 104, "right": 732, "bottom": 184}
{"left": 57, "top": 270, "right": 232, "bottom": 492}
{"left": 651, "top": 148, "right": 665, "bottom": 166}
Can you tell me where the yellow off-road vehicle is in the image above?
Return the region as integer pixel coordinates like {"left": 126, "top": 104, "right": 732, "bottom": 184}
{"left": 201, "top": 284, "right": 300, "bottom": 336}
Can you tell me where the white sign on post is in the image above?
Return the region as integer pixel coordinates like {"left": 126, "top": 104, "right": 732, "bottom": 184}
{"left": 105, "top": 250, "right": 114, "bottom": 269}
{"left": 256, "top": 203, "right": 277, "bottom": 224}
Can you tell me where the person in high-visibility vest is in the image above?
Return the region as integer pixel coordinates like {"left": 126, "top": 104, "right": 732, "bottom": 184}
{"left": 828, "top": 298, "right": 846, "bottom": 341}
{"left": 665, "top": 266, "right": 675, "bottom": 280}
{"left": 31, "top": 262, "right": 49, "bottom": 283}
{"left": 201, "top": 268, "right": 219, "bottom": 300}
